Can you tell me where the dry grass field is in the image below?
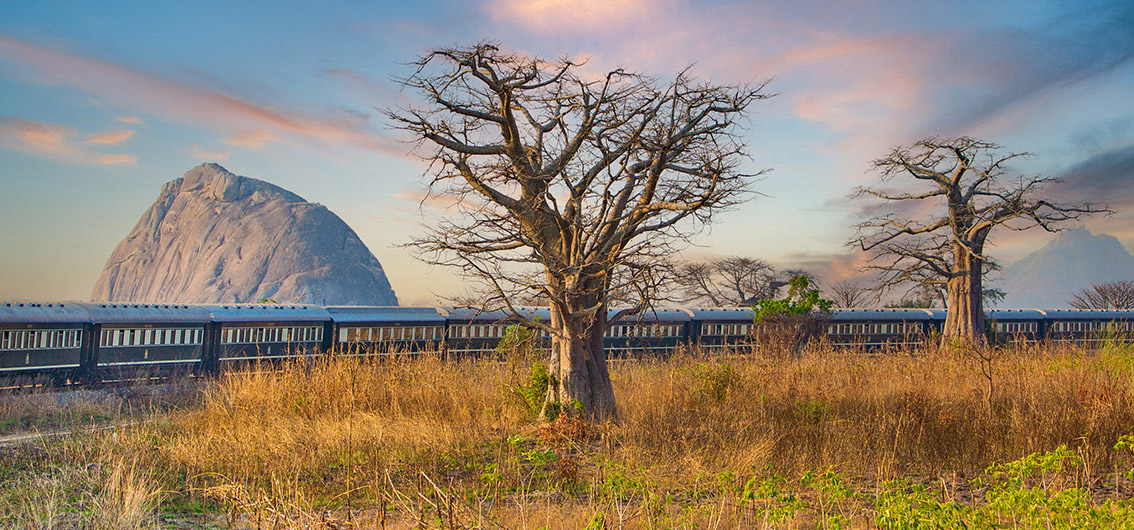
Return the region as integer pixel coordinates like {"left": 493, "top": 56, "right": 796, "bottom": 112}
{"left": 4, "top": 338, "right": 1134, "bottom": 528}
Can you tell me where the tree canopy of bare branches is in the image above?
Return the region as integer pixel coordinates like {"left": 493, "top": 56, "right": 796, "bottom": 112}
{"left": 390, "top": 44, "right": 770, "bottom": 419}
{"left": 851, "top": 136, "right": 1108, "bottom": 342}
{"left": 826, "top": 279, "right": 872, "bottom": 308}
{"left": 676, "top": 257, "right": 781, "bottom": 306}
{"left": 1069, "top": 280, "right": 1134, "bottom": 310}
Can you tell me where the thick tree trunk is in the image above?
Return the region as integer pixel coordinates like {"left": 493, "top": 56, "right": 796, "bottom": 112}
{"left": 543, "top": 291, "right": 617, "bottom": 421}
{"left": 942, "top": 244, "right": 985, "bottom": 343}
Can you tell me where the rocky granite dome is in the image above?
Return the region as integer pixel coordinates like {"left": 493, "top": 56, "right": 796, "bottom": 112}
{"left": 997, "top": 228, "right": 1134, "bottom": 308}
{"left": 91, "top": 163, "right": 398, "bottom": 305}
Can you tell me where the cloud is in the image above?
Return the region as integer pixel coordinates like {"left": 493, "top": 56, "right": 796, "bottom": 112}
{"left": 94, "top": 153, "right": 138, "bottom": 164}
{"left": 0, "top": 117, "right": 136, "bottom": 165}
{"left": 487, "top": 0, "right": 663, "bottom": 34}
{"left": 115, "top": 115, "right": 142, "bottom": 124}
{"left": 0, "top": 36, "right": 403, "bottom": 156}
{"left": 392, "top": 188, "right": 475, "bottom": 211}
{"left": 1041, "top": 144, "right": 1134, "bottom": 239}
{"left": 84, "top": 128, "right": 134, "bottom": 144}
{"left": 224, "top": 129, "right": 278, "bottom": 148}
{"left": 189, "top": 142, "right": 230, "bottom": 161}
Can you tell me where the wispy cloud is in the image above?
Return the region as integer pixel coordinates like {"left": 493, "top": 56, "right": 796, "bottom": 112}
{"left": 85, "top": 128, "right": 134, "bottom": 144}
{"left": 115, "top": 115, "right": 142, "bottom": 124}
{"left": 0, "top": 36, "right": 403, "bottom": 156}
{"left": 487, "top": 0, "right": 664, "bottom": 34}
{"left": 188, "top": 142, "right": 230, "bottom": 161}
{"left": 0, "top": 117, "right": 137, "bottom": 165}
{"left": 224, "top": 129, "right": 278, "bottom": 148}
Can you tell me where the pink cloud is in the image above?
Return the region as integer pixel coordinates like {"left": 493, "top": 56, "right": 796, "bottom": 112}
{"left": 0, "top": 36, "right": 402, "bottom": 156}
{"left": 0, "top": 117, "right": 136, "bottom": 165}
{"left": 94, "top": 153, "right": 138, "bottom": 164}
{"left": 115, "top": 115, "right": 142, "bottom": 124}
{"left": 223, "top": 129, "right": 278, "bottom": 148}
{"left": 85, "top": 128, "right": 134, "bottom": 144}
{"left": 189, "top": 142, "right": 230, "bottom": 161}
{"left": 488, "top": 0, "right": 665, "bottom": 34}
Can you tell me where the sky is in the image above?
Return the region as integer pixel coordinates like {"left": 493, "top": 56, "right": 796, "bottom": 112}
{"left": 1, "top": 0, "right": 1132, "bottom": 306}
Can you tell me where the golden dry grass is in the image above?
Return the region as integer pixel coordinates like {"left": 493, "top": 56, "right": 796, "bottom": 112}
{"left": 4, "top": 339, "right": 1134, "bottom": 528}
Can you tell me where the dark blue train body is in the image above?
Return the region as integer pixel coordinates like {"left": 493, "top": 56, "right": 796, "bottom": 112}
{"left": 1, "top": 300, "right": 1132, "bottom": 384}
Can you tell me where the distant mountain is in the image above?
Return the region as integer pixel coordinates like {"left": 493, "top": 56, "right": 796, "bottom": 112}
{"left": 92, "top": 163, "right": 398, "bottom": 305}
{"left": 997, "top": 228, "right": 1134, "bottom": 308}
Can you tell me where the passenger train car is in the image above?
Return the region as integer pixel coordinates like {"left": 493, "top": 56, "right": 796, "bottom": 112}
{"left": 1, "top": 300, "right": 1132, "bottom": 385}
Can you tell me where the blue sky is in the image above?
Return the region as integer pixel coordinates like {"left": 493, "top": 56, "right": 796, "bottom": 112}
{"left": 1, "top": 0, "right": 1132, "bottom": 305}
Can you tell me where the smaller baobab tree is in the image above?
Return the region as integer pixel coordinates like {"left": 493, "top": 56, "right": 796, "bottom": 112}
{"left": 826, "top": 279, "right": 872, "bottom": 308}
{"left": 1070, "top": 280, "right": 1134, "bottom": 310}
{"left": 675, "top": 257, "right": 778, "bottom": 305}
{"left": 852, "top": 136, "right": 1108, "bottom": 343}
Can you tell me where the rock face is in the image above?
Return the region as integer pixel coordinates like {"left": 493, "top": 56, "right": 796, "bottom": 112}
{"left": 997, "top": 228, "right": 1134, "bottom": 308}
{"left": 91, "top": 163, "right": 398, "bottom": 305}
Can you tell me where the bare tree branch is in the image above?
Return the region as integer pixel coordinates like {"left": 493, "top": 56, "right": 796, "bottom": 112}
{"left": 850, "top": 136, "right": 1111, "bottom": 342}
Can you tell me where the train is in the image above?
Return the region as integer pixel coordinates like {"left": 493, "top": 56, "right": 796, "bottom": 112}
{"left": 2, "top": 301, "right": 1132, "bottom": 384}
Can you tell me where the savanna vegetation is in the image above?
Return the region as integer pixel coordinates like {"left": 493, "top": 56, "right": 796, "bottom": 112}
{"left": 4, "top": 336, "right": 1134, "bottom": 529}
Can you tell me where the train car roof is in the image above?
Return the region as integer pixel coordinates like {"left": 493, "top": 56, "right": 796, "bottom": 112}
{"left": 445, "top": 306, "right": 552, "bottom": 322}
{"left": 987, "top": 309, "right": 1049, "bottom": 320}
{"left": 831, "top": 308, "right": 940, "bottom": 321}
{"left": 0, "top": 302, "right": 91, "bottom": 324}
{"left": 1040, "top": 309, "right": 1134, "bottom": 320}
{"left": 609, "top": 307, "right": 693, "bottom": 322}
{"left": 203, "top": 304, "right": 332, "bottom": 323}
{"left": 326, "top": 306, "right": 448, "bottom": 323}
{"left": 76, "top": 302, "right": 211, "bottom": 323}
{"left": 607, "top": 306, "right": 694, "bottom": 324}
{"left": 686, "top": 307, "right": 753, "bottom": 320}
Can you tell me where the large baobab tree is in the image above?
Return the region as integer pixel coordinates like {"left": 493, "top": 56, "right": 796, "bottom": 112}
{"left": 852, "top": 137, "right": 1107, "bottom": 343}
{"left": 390, "top": 44, "right": 769, "bottom": 419}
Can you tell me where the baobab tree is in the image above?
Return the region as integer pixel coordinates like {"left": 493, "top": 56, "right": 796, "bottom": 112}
{"left": 676, "top": 257, "right": 780, "bottom": 305}
{"left": 826, "top": 279, "right": 871, "bottom": 308}
{"left": 390, "top": 44, "right": 769, "bottom": 419}
{"left": 1070, "top": 280, "right": 1134, "bottom": 310}
{"left": 852, "top": 136, "right": 1107, "bottom": 342}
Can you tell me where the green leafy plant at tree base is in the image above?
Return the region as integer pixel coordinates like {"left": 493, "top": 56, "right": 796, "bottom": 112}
{"left": 751, "top": 275, "right": 834, "bottom": 355}
{"left": 752, "top": 275, "right": 835, "bottom": 323}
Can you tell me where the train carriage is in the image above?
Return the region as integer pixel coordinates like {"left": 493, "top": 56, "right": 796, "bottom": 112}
{"left": 987, "top": 309, "right": 1047, "bottom": 343}
{"left": 445, "top": 306, "right": 552, "bottom": 356}
{"left": 78, "top": 303, "right": 211, "bottom": 379}
{"left": 827, "top": 308, "right": 940, "bottom": 348}
{"left": 327, "top": 306, "right": 447, "bottom": 355}
{"left": 1043, "top": 309, "right": 1134, "bottom": 344}
{"left": 205, "top": 304, "right": 332, "bottom": 368}
{"left": 688, "top": 307, "right": 756, "bottom": 350}
{"left": 604, "top": 308, "right": 692, "bottom": 357}
{"left": 0, "top": 302, "right": 89, "bottom": 383}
